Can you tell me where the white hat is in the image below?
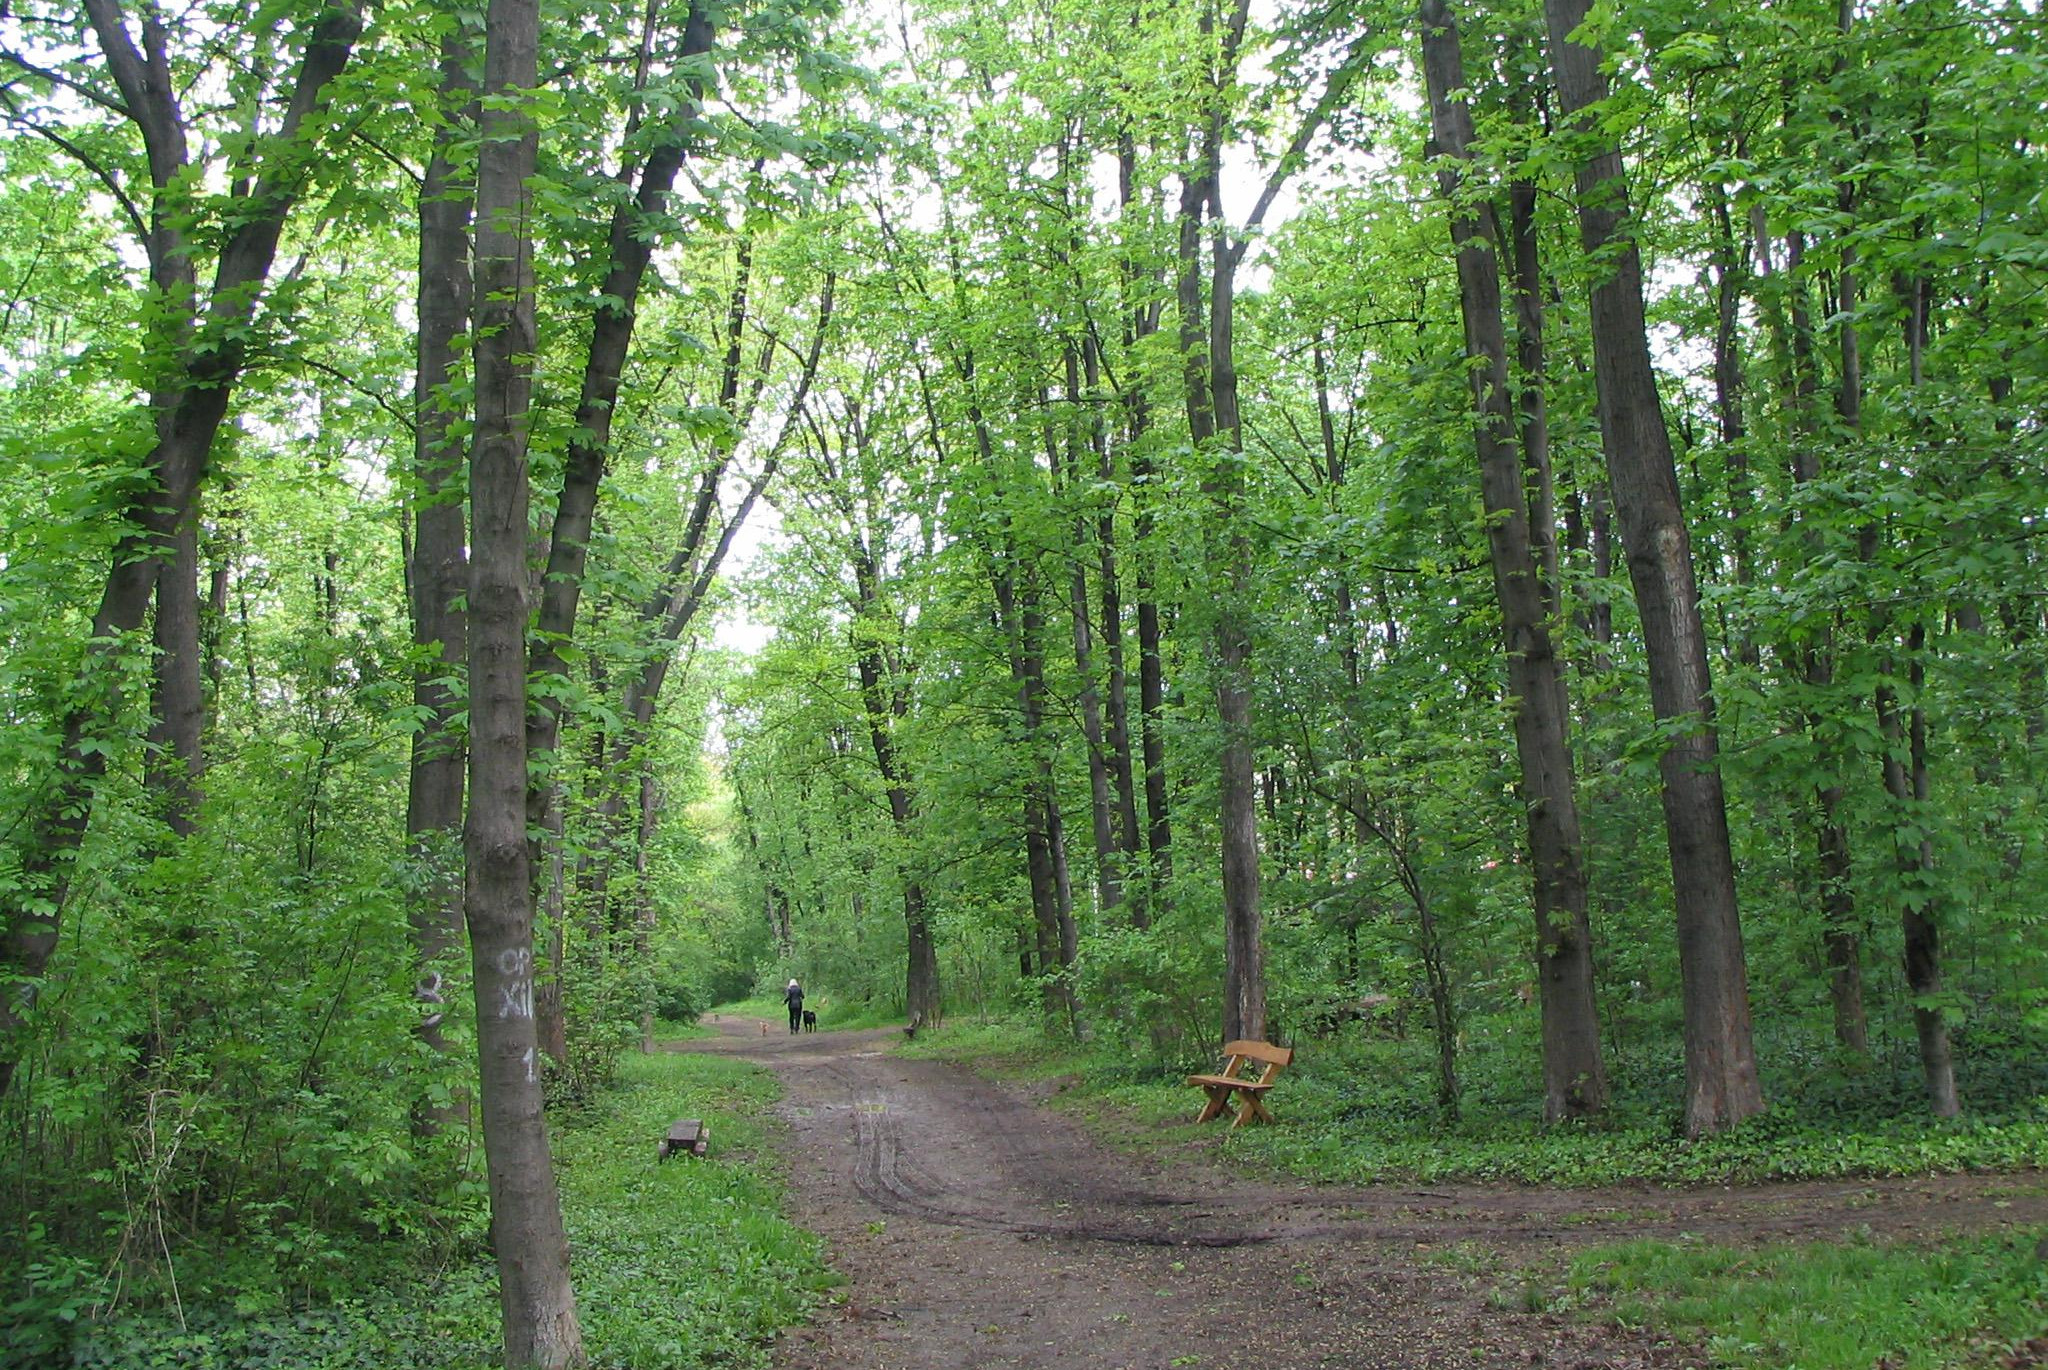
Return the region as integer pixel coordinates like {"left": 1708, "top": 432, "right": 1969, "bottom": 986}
{"left": 788, "top": 979, "right": 799, "bottom": 988}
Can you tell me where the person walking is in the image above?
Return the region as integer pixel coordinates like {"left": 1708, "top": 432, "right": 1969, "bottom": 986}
{"left": 784, "top": 979, "right": 805, "bottom": 1035}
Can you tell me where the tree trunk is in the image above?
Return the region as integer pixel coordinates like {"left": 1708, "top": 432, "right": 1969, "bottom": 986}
{"left": 1878, "top": 626, "right": 1957, "bottom": 1116}
{"left": 1314, "top": 342, "right": 1382, "bottom": 896}
{"left": 1542, "top": 0, "right": 1763, "bottom": 1135}
{"left": 585, "top": 260, "right": 820, "bottom": 1026}
{"left": 1365, "top": 819, "right": 1459, "bottom": 1116}
{"left": 1177, "top": 25, "right": 1266, "bottom": 1045}
{"left": 993, "top": 524, "right": 1079, "bottom": 1028}
{"left": 634, "top": 765, "right": 660, "bottom": 1053}
{"left": 407, "top": 28, "right": 476, "bottom": 1077}
{"left": 535, "top": 791, "right": 571, "bottom": 1065}
{"left": 1422, "top": 0, "right": 1607, "bottom": 1120}
{"left": 147, "top": 510, "right": 207, "bottom": 834}
{"left": 903, "top": 880, "right": 941, "bottom": 1027}
{"left": 1508, "top": 175, "right": 1563, "bottom": 633}
{"left": 1022, "top": 796, "right": 1065, "bottom": 1022}
{"left": 1778, "top": 226, "right": 1870, "bottom": 1053}
{"left": 1706, "top": 180, "right": 1757, "bottom": 669}
{"left": 1083, "top": 335, "right": 1145, "bottom": 924}
{"left": 467, "top": 0, "right": 584, "bottom": 1358}
{"left": 1064, "top": 346, "right": 1126, "bottom": 917}
{"left": 1816, "top": 789, "right": 1866, "bottom": 1051}
{"left": 1880, "top": 246, "right": 1958, "bottom": 1116}
{"left": 1180, "top": 0, "right": 1364, "bottom": 1042}
{"left": 851, "top": 548, "right": 942, "bottom": 1026}
{"left": 1418, "top": 882, "right": 1461, "bottom": 1119}
{"left": 1117, "top": 132, "right": 1173, "bottom": 907}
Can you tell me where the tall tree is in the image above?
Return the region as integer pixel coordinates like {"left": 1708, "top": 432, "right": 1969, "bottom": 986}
{"left": 1541, "top": 0, "right": 1763, "bottom": 1135}
{"left": 0, "top": 0, "right": 365, "bottom": 1099}
{"left": 526, "top": 0, "right": 719, "bottom": 1061}
{"left": 797, "top": 364, "right": 944, "bottom": 1026}
{"left": 466, "top": 0, "right": 585, "bottom": 1357}
{"left": 1419, "top": 0, "right": 1607, "bottom": 1121}
{"left": 1175, "top": 0, "right": 1369, "bottom": 1044}
{"left": 598, "top": 253, "right": 836, "bottom": 1046}
{"left": 407, "top": 18, "right": 478, "bottom": 1071}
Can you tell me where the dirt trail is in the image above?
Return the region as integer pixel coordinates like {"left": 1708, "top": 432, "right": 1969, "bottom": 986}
{"left": 682, "top": 1019, "right": 2048, "bottom": 1369}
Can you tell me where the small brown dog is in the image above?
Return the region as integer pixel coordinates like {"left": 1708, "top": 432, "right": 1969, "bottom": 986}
{"left": 759, "top": 1021, "right": 769, "bottom": 1036}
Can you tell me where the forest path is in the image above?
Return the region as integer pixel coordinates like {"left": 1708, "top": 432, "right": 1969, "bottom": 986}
{"left": 679, "top": 1018, "right": 2048, "bottom": 1369}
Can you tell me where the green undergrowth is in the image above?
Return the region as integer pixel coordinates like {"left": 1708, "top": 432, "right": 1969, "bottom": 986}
{"left": 1530, "top": 1227, "right": 2048, "bottom": 1368}
{"left": 34, "top": 1048, "right": 829, "bottom": 1369}
{"left": 896, "top": 1014, "right": 2048, "bottom": 1187}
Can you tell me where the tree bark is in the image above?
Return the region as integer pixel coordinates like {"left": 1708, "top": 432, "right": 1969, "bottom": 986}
{"left": 1542, "top": 0, "right": 1764, "bottom": 1135}
{"left": 1064, "top": 345, "right": 1126, "bottom": 917}
{"left": 467, "top": 0, "right": 585, "bottom": 1358}
{"left": 407, "top": 26, "right": 477, "bottom": 1076}
{"left": 590, "top": 263, "right": 826, "bottom": 1017}
{"left": 1508, "top": 173, "right": 1563, "bottom": 635}
{"left": 634, "top": 765, "right": 662, "bottom": 1053}
{"left": 534, "top": 791, "right": 572, "bottom": 1065}
{"left": 1176, "top": 2, "right": 1266, "bottom": 1045}
{"left": 995, "top": 547, "right": 1079, "bottom": 1028}
{"left": 1880, "top": 243, "right": 1957, "bottom": 1116}
{"left": 1177, "top": 0, "right": 1365, "bottom": 1044}
{"left": 1117, "top": 131, "right": 1173, "bottom": 908}
{"left": 1422, "top": 0, "right": 1607, "bottom": 1121}
{"left": 1084, "top": 333, "right": 1147, "bottom": 925}
{"left": 525, "top": 0, "right": 717, "bottom": 789}
{"left": 1777, "top": 226, "right": 1869, "bottom": 1053}
{"left": 1878, "top": 625, "right": 1957, "bottom": 1116}
{"left": 1311, "top": 342, "right": 1383, "bottom": 893}
{"left": 1706, "top": 179, "right": 1757, "bottom": 670}
{"left": 147, "top": 510, "right": 207, "bottom": 834}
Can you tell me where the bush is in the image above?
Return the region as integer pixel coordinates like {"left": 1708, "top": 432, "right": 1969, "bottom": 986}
{"left": 40, "top": 1049, "right": 830, "bottom": 1369}
{"left": 653, "top": 979, "right": 700, "bottom": 1025}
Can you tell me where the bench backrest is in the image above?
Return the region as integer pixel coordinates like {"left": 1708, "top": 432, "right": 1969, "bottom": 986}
{"left": 1219, "top": 1039, "right": 1292, "bottom": 1085}
{"left": 1222, "top": 1040, "right": 1292, "bottom": 1067}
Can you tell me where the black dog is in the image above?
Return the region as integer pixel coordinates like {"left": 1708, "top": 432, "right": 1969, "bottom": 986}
{"left": 801, "top": 1009, "right": 818, "bottom": 1032}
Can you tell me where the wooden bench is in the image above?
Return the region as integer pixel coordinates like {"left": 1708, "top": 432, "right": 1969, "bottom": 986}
{"left": 1186, "top": 1040, "right": 1293, "bottom": 1129}
{"left": 658, "top": 1117, "right": 709, "bottom": 1160}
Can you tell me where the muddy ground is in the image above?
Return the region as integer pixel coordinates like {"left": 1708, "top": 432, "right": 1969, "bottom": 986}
{"left": 681, "top": 1019, "right": 2048, "bottom": 1369}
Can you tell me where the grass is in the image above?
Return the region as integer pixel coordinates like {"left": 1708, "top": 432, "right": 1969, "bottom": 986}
{"left": 895, "top": 1013, "right": 2048, "bottom": 1187}
{"left": 48, "top": 1045, "right": 832, "bottom": 1369}
{"left": 1547, "top": 1228, "right": 2048, "bottom": 1368}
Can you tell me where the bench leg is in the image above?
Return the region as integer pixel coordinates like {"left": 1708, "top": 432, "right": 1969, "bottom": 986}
{"left": 1229, "top": 1090, "right": 1275, "bottom": 1129}
{"left": 1194, "top": 1083, "right": 1234, "bottom": 1124}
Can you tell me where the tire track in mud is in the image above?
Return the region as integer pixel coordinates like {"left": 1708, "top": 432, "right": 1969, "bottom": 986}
{"left": 838, "top": 1059, "right": 1236, "bottom": 1247}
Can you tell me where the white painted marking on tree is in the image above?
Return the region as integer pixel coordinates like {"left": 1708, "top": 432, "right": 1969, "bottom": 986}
{"left": 499, "top": 978, "right": 533, "bottom": 1019}
{"left": 494, "top": 948, "right": 534, "bottom": 1020}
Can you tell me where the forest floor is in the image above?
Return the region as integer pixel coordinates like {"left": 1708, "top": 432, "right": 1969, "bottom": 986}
{"left": 680, "top": 1018, "right": 2048, "bottom": 1369}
